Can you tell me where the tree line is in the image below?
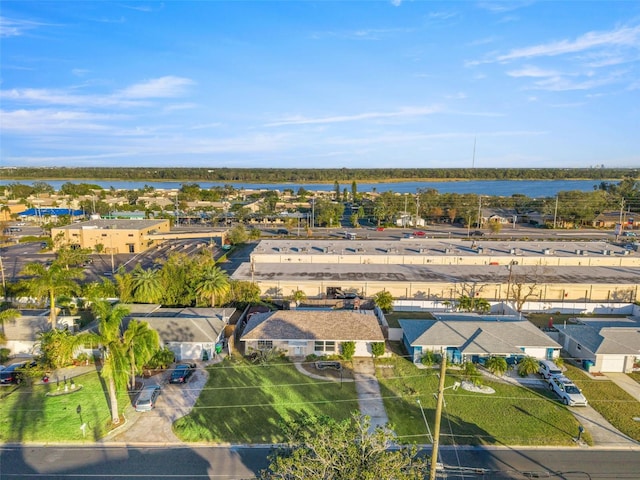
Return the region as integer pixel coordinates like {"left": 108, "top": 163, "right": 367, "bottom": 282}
{"left": 1, "top": 166, "right": 637, "bottom": 183}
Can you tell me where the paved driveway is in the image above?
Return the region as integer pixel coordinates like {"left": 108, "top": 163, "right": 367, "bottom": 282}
{"left": 105, "top": 366, "right": 209, "bottom": 445}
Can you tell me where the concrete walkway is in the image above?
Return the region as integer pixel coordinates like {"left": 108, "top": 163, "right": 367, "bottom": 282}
{"left": 605, "top": 372, "right": 640, "bottom": 401}
{"left": 352, "top": 358, "right": 389, "bottom": 430}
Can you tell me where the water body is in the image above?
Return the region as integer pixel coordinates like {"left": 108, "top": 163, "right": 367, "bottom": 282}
{"left": 0, "top": 179, "right": 604, "bottom": 197}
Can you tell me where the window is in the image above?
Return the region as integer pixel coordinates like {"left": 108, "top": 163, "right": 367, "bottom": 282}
{"left": 257, "top": 340, "right": 273, "bottom": 349}
{"left": 314, "top": 341, "right": 336, "bottom": 352}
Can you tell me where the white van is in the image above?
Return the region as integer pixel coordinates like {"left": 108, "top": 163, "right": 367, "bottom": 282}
{"left": 538, "top": 360, "right": 562, "bottom": 380}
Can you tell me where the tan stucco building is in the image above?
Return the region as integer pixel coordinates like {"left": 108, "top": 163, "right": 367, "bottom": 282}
{"left": 51, "top": 219, "right": 171, "bottom": 254}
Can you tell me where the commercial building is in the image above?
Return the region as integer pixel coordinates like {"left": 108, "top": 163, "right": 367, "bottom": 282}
{"left": 51, "top": 219, "right": 171, "bottom": 254}
{"left": 232, "top": 238, "right": 640, "bottom": 305}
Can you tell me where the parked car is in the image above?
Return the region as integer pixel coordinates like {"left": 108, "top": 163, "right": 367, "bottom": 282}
{"left": 548, "top": 375, "right": 588, "bottom": 406}
{"left": 470, "top": 230, "right": 485, "bottom": 237}
{"left": 538, "top": 359, "right": 563, "bottom": 380}
{"left": 0, "top": 360, "right": 37, "bottom": 385}
{"left": 276, "top": 228, "right": 289, "bottom": 235}
{"left": 170, "top": 363, "right": 196, "bottom": 384}
{"left": 413, "top": 231, "right": 426, "bottom": 237}
{"left": 134, "top": 385, "right": 161, "bottom": 412}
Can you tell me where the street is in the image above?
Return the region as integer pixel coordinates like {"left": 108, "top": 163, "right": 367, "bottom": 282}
{"left": 1, "top": 445, "right": 639, "bottom": 479}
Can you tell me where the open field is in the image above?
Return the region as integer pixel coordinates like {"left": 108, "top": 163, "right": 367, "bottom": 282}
{"left": 375, "top": 356, "right": 588, "bottom": 446}
{"left": 0, "top": 371, "right": 129, "bottom": 442}
{"left": 173, "top": 356, "right": 359, "bottom": 443}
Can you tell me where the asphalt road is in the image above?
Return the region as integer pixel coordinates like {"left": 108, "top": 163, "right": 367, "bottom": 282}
{"left": 1, "top": 445, "right": 639, "bottom": 479}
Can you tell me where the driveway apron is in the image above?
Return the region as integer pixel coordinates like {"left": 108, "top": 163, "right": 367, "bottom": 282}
{"left": 104, "top": 364, "right": 209, "bottom": 445}
{"left": 352, "top": 358, "right": 389, "bottom": 431}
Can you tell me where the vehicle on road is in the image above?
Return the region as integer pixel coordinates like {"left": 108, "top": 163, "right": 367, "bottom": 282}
{"left": 538, "top": 359, "right": 563, "bottom": 380}
{"left": 344, "top": 232, "right": 357, "bottom": 240}
{"left": 548, "top": 375, "right": 588, "bottom": 406}
{"left": 276, "top": 228, "right": 289, "bottom": 235}
{"left": 413, "top": 230, "right": 426, "bottom": 237}
{"left": 0, "top": 360, "right": 37, "bottom": 385}
{"left": 170, "top": 363, "right": 196, "bottom": 384}
{"left": 376, "top": 227, "right": 385, "bottom": 231}
{"left": 134, "top": 385, "right": 161, "bottom": 412}
{"left": 470, "top": 230, "right": 485, "bottom": 237}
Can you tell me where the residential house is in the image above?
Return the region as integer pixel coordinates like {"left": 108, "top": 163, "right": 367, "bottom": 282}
{"left": 124, "top": 305, "right": 235, "bottom": 361}
{"left": 240, "top": 309, "right": 385, "bottom": 357}
{"left": 399, "top": 314, "right": 561, "bottom": 364}
{"left": 556, "top": 317, "right": 640, "bottom": 373}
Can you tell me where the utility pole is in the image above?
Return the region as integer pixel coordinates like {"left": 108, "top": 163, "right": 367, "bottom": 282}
{"left": 476, "top": 196, "right": 482, "bottom": 229}
{"left": 553, "top": 195, "right": 559, "bottom": 229}
{"left": 429, "top": 351, "right": 447, "bottom": 480}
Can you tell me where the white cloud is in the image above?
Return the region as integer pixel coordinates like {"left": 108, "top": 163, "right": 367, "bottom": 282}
{"left": 265, "top": 106, "right": 441, "bottom": 127}
{"left": 0, "top": 109, "right": 126, "bottom": 133}
{"left": 117, "top": 76, "right": 195, "bottom": 98}
{"left": 506, "top": 65, "right": 560, "bottom": 77}
{"left": 0, "top": 16, "right": 50, "bottom": 37}
{"left": 496, "top": 24, "right": 640, "bottom": 62}
{"left": 0, "top": 88, "right": 146, "bottom": 108}
{"left": 390, "top": 0, "right": 402, "bottom": 6}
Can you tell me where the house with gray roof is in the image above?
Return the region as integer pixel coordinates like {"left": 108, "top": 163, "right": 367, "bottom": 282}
{"left": 124, "top": 306, "right": 235, "bottom": 361}
{"left": 240, "top": 310, "right": 385, "bottom": 358}
{"left": 399, "top": 314, "right": 561, "bottom": 364}
{"left": 557, "top": 317, "right": 640, "bottom": 373}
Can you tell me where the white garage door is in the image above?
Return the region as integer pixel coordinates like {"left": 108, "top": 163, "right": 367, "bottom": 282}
{"left": 600, "top": 355, "right": 626, "bottom": 372}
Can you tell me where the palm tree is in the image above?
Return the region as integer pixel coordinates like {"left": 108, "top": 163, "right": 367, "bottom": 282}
{"left": 85, "top": 301, "right": 131, "bottom": 425}
{"left": 122, "top": 320, "right": 159, "bottom": 390}
{"left": 372, "top": 290, "right": 394, "bottom": 313}
{"left": 0, "top": 307, "right": 20, "bottom": 342}
{"left": 193, "top": 264, "right": 230, "bottom": 307}
{"left": 20, "top": 262, "right": 83, "bottom": 328}
{"left": 516, "top": 356, "right": 540, "bottom": 377}
{"left": 485, "top": 356, "right": 508, "bottom": 376}
{"left": 131, "top": 266, "right": 163, "bottom": 304}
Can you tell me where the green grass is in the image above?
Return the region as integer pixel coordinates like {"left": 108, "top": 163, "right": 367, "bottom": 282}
{"left": 0, "top": 371, "right": 129, "bottom": 442}
{"left": 376, "top": 356, "right": 586, "bottom": 446}
{"left": 628, "top": 372, "right": 640, "bottom": 384}
{"left": 563, "top": 365, "right": 640, "bottom": 442}
{"left": 173, "top": 356, "right": 360, "bottom": 443}
{"left": 385, "top": 311, "right": 435, "bottom": 328}
{"left": 526, "top": 313, "right": 628, "bottom": 329}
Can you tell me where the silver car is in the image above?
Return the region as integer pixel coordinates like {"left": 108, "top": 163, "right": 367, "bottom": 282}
{"left": 549, "top": 375, "right": 588, "bottom": 406}
{"left": 134, "top": 385, "right": 161, "bottom": 412}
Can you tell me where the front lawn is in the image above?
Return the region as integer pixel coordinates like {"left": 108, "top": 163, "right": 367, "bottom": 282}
{"left": 564, "top": 365, "right": 640, "bottom": 442}
{"left": 173, "top": 356, "right": 359, "bottom": 443}
{"left": 0, "top": 371, "right": 129, "bottom": 442}
{"left": 376, "top": 356, "right": 586, "bottom": 446}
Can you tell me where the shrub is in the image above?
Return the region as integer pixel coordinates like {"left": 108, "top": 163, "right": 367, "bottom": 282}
{"left": 341, "top": 341, "right": 356, "bottom": 361}
{"left": 517, "top": 356, "right": 540, "bottom": 377}
{"left": 420, "top": 350, "right": 437, "bottom": 367}
{"left": 371, "top": 342, "right": 386, "bottom": 358}
{"left": 0, "top": 348, "right": 10, "bottom": 363}
{"left": 485, "top": 356, "right": 508, "bottom": 376}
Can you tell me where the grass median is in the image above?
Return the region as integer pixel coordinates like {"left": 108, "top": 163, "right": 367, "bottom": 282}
{"left": 173, "top": 356, "right": 359, "bottom": 443}
{"left": 376, "top": 356, "right": 586, "bottom": 446}
{"left": 0, "top": 371, "right": 129, "bottom": 442}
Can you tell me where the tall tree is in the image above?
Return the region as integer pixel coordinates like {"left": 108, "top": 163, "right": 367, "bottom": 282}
{"left": 131, "top": 266, "right": 163, "bottom": 303}
{"left": 20, "top": 262, "right": 83, "bottom": 328}
{"left": 372, "top": 290, "right": 394, "bottom": 313}
{"left": 85, "top": 301, "right": 131, "bottom": 425}
{"left": 351, "top": 181, "right": 358, "bottom": 202}
{"left": 122, "top": 319, "right": 159, "bottom": 390}
{"left": 193, "top": 264, "right": 230, "bottom": 307}
{"left": 261, "top": 412, "right": 427, "bottom": 480}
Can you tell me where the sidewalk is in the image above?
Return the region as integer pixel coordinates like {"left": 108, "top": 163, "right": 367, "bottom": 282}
{"left": 352, "top": 358, "right": 389, "bottom": 431}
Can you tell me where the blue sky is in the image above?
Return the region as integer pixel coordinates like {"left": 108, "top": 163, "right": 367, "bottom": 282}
{"left": 1, "top": 1, "right": 639, "bottom": 169}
